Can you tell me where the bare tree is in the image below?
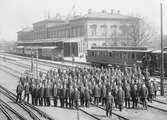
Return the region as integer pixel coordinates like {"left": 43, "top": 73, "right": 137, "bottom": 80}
{"left": 120, "top": 17, "right": 156, "bottom": 46}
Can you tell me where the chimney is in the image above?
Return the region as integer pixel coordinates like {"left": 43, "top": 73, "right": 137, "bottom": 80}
{"left": 88, "top": 9, "right": 92, "bottom": 14}
{"left": 111, "top": 9, "right": 114, "bottom": 14}
{"left": 117, "top": 10, "right": 120, "bottom": 14}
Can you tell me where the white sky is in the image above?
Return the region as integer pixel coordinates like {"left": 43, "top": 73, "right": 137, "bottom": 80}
{"left": 0, "top": 0, "right": 166, "bottom": 41}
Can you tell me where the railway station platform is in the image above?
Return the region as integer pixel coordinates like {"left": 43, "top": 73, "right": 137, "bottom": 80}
{"left": 64, "top": 57, "right": 87, "bottom": 63}
{"left": 37, "top": 106, "right": 94, "bottom": 120}
{"left": 1, "top": 54, "right": 167, "bottom": 120}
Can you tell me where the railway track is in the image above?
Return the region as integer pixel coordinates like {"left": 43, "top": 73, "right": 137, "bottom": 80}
{"left": 148, "top": 99, "right": 167, "bottom": 113}
{"left": 0, "top": 66, "right": 102, "bottom": 120}
{"left": 0, "top": 53, "right": 91, "bottom": 68}
{"left": 0, "top": 85, "right": 54, "bottom": 120}
{"left": 0, "top": 82, "right": 109, "bottom": 120}
{"left": 0, "top": 60, "right": 128, "bottom": 120}
{"left": 1, "top": 54, "right": 167, "bottom": 120}
{"left": 0, "top": 99, "right": 27, "bottom": 120}
{"left": 90, "top": 104, "right": 129, "bottom": 120}
{"left": 0, "top": 56, "right": 128, "bottom": 120}
{"left": 0, "top": 103, "right": 14, "bottom": 120}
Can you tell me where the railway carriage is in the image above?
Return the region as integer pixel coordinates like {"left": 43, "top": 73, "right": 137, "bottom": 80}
{"left": 87, "top": 46, "right": 151, "bottom": 67}
{"left": 86, "top": 46, "right": 167, "bottom": 76}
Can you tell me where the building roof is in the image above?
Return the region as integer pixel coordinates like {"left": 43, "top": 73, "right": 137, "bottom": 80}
{"left": 18, "top": 27, "right": 33, "bottom": 33}
{"left": 91, "top": 46, "right": 148, "bottom": 50}
{"left": 70, "top": 12, "right": 139, "bottom": 21}
{"left": 85, "top": 12, "right": 138, "bottom": 20}
{"left": 33, "top": 18, "right": 64, "bottom": 25}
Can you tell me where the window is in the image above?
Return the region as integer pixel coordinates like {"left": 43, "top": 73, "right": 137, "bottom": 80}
{"left": 109, "top": 52, "right": 112, "bottom": 57}
{"left": 92, "top": 43, "right": 97, "bottom": 47}
{"left": 90, "top": 24, "right": 97, "bottom": 36}
{"left": 101, "top": 24, "right": 107, "bottom": 36}
{"left": 110, "top": 25, "right": 117, "bottom": 35}
{"left": 132, "top": 53, "right": 135, "bottom": 59}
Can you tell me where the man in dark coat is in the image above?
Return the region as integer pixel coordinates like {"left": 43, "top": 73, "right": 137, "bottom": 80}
{"left": 35, "top": 84, "right": 40, "bottom": 106}
{"left": 94, "top": 84, "right": 100, "bottom": 106}
{"left": 141, "top": 84, "right": 148, "bottom": 109}
{"left": 23, "top": 82, "right": 30, "bottom": 103}
{"left": 101, "top": 84, "right": 107, "bottom": 106}
{"left": 131, "top": 84, "right": 138, "bottom": 108}
{"left": 74, "top": 87, "right": 80, "bottom": 109}
{"left": 112, "top": 84, "right": 118, "bottom": 108}
{"left": 44, "top": 80, "right": 48, "bottom": 106}
{"left": 39, "top": 83, "right": 44, "bottom": 106}
{"left": 30, "top": 83, "right": 36, "bottom": 105}
{"left": 59, "top": 85, "right": 66, "bottom": 108}
{"left": 52, "top": 84, "right": 58, "bottom": 107}
{"left": 153, "top": 80, "right": 158, "bottom": 98}
{"left": 45, "top": 84, "right": 51, "bottom": 106}
{"left": 117, "top": 86, "right": 125, "bottom": 111}
{"left": 84, "top": 86, "right": 90, "bottom": 107}
{"left": 16, "top": 82, "right": 23, "bottom": 102}
{"left": 80, "top": 84, "right": 85, "bottom": 106}
{"left": 69, "top": 85, "right": 74, "bottom": 108}
{"left": 124, "top": 83, "right": 131, "bottom": 108}
{"left": 148, "top": 82, "right": 154, "bottom": 103}
{"left": 106, "top": 92, "right": 114, "bottom": 117}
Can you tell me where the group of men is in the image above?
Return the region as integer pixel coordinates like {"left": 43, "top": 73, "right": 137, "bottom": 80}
{"left": 16, "top": 64, "right": 158, "bottom": 117}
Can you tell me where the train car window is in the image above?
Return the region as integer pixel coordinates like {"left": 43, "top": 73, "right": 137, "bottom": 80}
{"left": 109, "top": 52, "right": 112, "bottom": 57}
{"left": 128, "top": 53, "right": 131, "bottom": 59}
{"left": 94, "top": 51, "right": 97, "bottom": 56}
{"left": 92, "top": 51, "right": 94, "bottom": 56}
{"left": 132, "top": 53, "right": 135, "bottom": 59}
{"left": 97, "top": 51, "right": 99, "bottom": 56}
{"left": 104, "top": 51, "right": 107, "bottom": 56}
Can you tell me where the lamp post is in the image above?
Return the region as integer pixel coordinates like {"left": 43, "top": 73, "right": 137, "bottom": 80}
{"left": 160, "top": 3, "right": 164, "bottom": 96}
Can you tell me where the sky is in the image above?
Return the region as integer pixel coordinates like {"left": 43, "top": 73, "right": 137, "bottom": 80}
{"left": 0, "top": 0, "right": 166, "bottom": 41}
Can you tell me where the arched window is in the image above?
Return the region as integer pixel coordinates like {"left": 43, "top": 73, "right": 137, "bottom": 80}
{"left": 102, "top": 43, "right": 107, "bottom": 46}
{"left": 90, "top": 24, "right": 97, "bottom": 36}
{"left": 101, "top": 24, "right": 107, "bottom": 36}
{"left": 92, "top": 43, "right": 97, "bottom": 47}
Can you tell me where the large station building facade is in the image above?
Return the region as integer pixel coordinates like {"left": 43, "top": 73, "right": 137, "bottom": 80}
{"left": 17, "top": 10, "right": 139, "bottom": 57}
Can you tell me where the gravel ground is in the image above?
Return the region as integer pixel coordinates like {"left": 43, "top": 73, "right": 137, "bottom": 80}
{"left": 1, "top": 57, "right": 167, "bottom": 120}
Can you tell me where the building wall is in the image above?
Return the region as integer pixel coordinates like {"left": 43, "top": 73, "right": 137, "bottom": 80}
{"left": 86, "top": 19, "right": 136, "bottom": 49}
{"left": 17, "top": 14, "right": 139, "bottom": 56}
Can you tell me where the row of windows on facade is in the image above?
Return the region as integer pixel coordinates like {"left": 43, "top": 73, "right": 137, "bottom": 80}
{"left": 18, "top": 27, "right": 84, "bottom": 40}
{"left": 89, "top": 24, "right": 133, "bottom": 36}
{"left": 18, "top": 24, "right": 134, "bottom": 41}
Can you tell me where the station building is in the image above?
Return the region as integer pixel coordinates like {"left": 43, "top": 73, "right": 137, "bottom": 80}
{"left": 16, "top": 10, "right": 139, "bottom": 58}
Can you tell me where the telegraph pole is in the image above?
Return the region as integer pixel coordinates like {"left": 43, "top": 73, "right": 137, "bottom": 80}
{"left": 36, "top": 49, "right": 39, "bottom": 79}
{"left": 160, "top": 3, "right": 164, "bottom": 96}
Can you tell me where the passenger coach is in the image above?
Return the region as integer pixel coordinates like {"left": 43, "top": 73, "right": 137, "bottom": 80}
{"left": 86, "top": 46, "right": 167, "bottom": 76}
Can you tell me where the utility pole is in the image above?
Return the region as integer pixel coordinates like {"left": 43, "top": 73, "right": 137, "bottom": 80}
{"left": 36, "top": 49, "right": 39, "bottom": 79}
{"left": 160, "top": 3, "right": 164, "bottom": 96}
{"left": 31, "top": 50, "right": 34, "bottom": 73}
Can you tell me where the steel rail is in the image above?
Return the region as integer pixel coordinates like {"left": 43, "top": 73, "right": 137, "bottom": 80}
{"left": 0, "top": 87, "right": 41, "bottom": 120}
{"left": 90, "top": 103, "right": 129, "bottom": 120}
{"left": 0, "top": 64, "right": 106, "bottom": 120}
{"left": 0, "top": 103, "right": 14, "bottom": 120}
{"left": 0, "top": 85, "right": 55, "bottom": 120}
{"left": 0, "top": 99, "right": 27, "bottom": 120}
{"left": 2, "top": 54, "right": 167, "bottom": 118}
